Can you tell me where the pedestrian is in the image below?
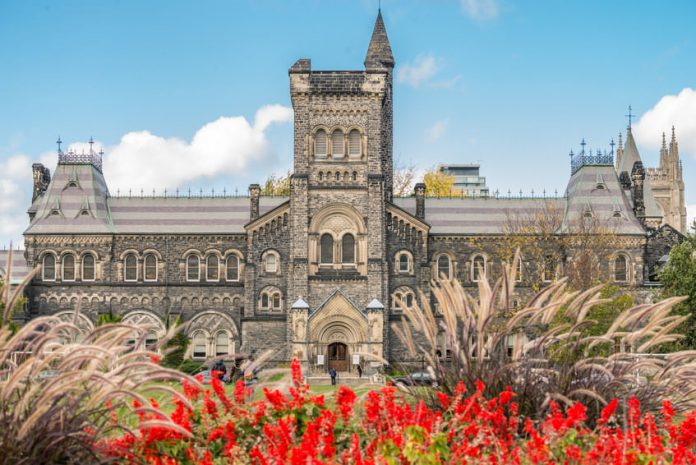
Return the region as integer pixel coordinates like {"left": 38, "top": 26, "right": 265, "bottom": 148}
{"left": 329, "top": 367, "right": 337, "bottom": 385}
{"left": 357, "top": 364, "right": 363, "bottom": 378}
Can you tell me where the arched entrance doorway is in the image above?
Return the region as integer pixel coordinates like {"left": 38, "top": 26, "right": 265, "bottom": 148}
{"left": 328, "top": 342, "right": 348, "bottom": 372}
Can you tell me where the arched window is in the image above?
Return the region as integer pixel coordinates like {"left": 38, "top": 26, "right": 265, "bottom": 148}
{"left": 144, "top": 254, "right": 157, "bottom": 282}
{"left": 261, "top": 293, "right": 269, "bottom": 309}
{"left": 42, "top": 254, "right": 56, "bottom": 281}
{"left": 348, "top": 129, "right": 361, "bottom": 158}
{"left": 315, "top": 129, "right": 327, "bottom": 158}
{"left": 187, "top": 255, "right": 200, "bottom": 281}
{"left": 124, "top": 253, "right": 138, "bottom": 282}
{"left": 82, "top": 255, "right": 95, "bottom": 281}
{"left": 393, "top": 287, "right": 415, "bottom": 311}
{"left": 614, "top": 255, "right": 628, "bottom": 282}
{"left": 226, "top": 255, "right": 239, "bottom": 281}
{"left": 264, "top": 252, "right": 278, "bottom": 273}
{"left": 272, "top": 293, "right": 281, "bottom": 310}
{"left": 320, "top": 234, "right": 334, "bottom": 264}
{"left": 192, "top": 332, "right": 207, "bottom": 359}
{"left": 342, "top": 234, "right": 355, "bottom": 264}
{"left": 62, "top": 254, "right": 76, "bottom": 282}
{"left": 437, "top": 255, "right": 451, "bottom": 280}
{"left": 472, "top": 255, "right": 486, "bottom": 282}
{"left": 215, "top": 331, "right": 229, "bottom": 356}
{"left": 332, "top": 129, "right": 344, "bottom": 158}
{"left": 397, "top": 251, "right": 412, "bottom": 274}
{"left": 206, "top": 255, "right": 219, "bottom": 281}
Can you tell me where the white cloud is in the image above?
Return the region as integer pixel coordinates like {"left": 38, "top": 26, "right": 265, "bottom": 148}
{"left": 426, "top": 120, "right": 449, "bottom": 142}
{"left": 397, "top": 54, "right": 440, "bottom": 88}
{"left": 101, "top": 104, "right": 292, "bottom": 191}
{"left": 460, "top": 0, "right": 500, "bottom": 21}
{"left": 0, "top": 104, "right": 293, "bottom": 246}
{"left": 688, "top": 204, "right": 696, "bottom": 232}
{"left": 634, "top": 88, "right": 696, "bottom": 159}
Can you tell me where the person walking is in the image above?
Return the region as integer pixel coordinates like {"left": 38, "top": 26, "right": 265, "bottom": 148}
{"left": 357, "top": 364, "right": 363, "bottom": 378}
{"left": 329, "top": 367, "right": 337, "bottom": 385}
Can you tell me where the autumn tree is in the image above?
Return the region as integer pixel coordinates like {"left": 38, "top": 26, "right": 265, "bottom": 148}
{"left": 423, "top": 168, "right": 455, "bottom": 197}
{"left": 261, "top": 171, "right": 291, "bottom": 196}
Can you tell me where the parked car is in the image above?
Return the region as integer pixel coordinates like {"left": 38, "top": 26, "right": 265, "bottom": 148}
{"left": 393, "top": 371, "right": 437, "bottom": 387}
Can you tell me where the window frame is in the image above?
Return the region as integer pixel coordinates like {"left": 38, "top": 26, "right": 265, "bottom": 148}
{"left": 206, "top": 255, "right": 220, "bottom": 282}
{"left": 331, "top": 129, "right": 345, "bottom": 159}
{"left": 320, "top": 234, "right": 334, "bottom": 265}
{"left": 215, "top": 331, "right": 230, "bottom": 356}
{"left": 543, "top": 255, "right": 555, "bottom": 283}
{"left": 341, "top": 233, "right": 355, "bottom": 264}
{"left": 62, "top": 254, "right": 76, "bottom": 282}
{"left": 186, "top": 254, "right": 201, "bottom": 282}
{"left": 42, "top": 254, "right": 56, "bottom": 281}
{"left": 436, "top": 254, "right": 452, "bottom": 280}
{"left": 264, "top": 252, "right": 279, "bottom": 274}
{"left": 614, "top": 254, "right": 628, "bottom": 283}
{"left": 471, "top": 255, "right": 486, "bottom": 282}
{"left": 81, "top": 254, "right": 96, "bottom": 282}
{"left": 314, "top": 129, "right": 328, "bottom": 158}
{"left": 348, "top": 129, "right": 362, "bottom": 158}
{"left": 124, "top": 253, "right": 138, "bottom": 282}
{"left": 226, "top": 255, "right": 240, "bottom": 282}
{"left": 192, "top": 331, "right": 207, "bottom": 359}
{"left": 143, "top": 253, "right": 158, "bottom": 282}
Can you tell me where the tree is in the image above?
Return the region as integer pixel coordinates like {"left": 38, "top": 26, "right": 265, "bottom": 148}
{"left": 261, "top": 171, "right": 291, "bottom": 196}
{"left": 393, "top": 159, "right": 416, "bottom": 197}
{"left": 422, "top": 168, "right": 455, "bottom": 197}
{"left": 659, "top": 220, "right": 696, "bottom": 348}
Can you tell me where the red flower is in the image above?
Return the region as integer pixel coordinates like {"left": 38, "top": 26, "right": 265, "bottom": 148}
{"left": 335, "top": 385, "right": 357, "bottom": 421}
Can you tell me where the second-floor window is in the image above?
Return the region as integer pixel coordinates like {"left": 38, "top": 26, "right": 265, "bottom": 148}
{"left": 62, "top": 255, "right": 76, "bottom": 282}
{"left": 124, "top": 253, "right": 138, "bottom": 282}
{"left": 144, "top": 254, "right": 157, "bottom": 282}
{"left": 206, "top": 255, "right": 219, "bottom": 281}
{"left": 320, "top": 234, "right": 333, "bottom": 264}
{"left": 82, "top": 255, "right": 95, "bottom": 281}
{"left": 226, "top": 255, "right": 239, "bottom": 281}
{"left": 341, "top": 234, "right": 355, "bottom": 264}
{"left": 187, "top": 255, "right": 200, "bottom": 281}
{"left": 42, "top": 255, "right": 56, "bottom": 281}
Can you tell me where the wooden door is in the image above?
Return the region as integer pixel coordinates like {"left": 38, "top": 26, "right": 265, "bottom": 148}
{"left": 328, "top": 342, "right": 348, "bottom": 372}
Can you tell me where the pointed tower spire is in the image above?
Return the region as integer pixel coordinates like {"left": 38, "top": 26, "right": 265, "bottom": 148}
{"left": 669, "top": 125, "right": 680, "bottom": 173}
{"left": 660, "top": 132, "right": 669, "bottom": 169}
{"left": 365, "top": 10, "right": 394, "bottom": 70}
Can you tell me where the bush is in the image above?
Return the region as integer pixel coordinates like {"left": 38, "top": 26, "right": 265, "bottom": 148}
{"left": 395, "top": 251, "right": 696, "bottom": 424}
{"left": 0, "top": 256, "right": 197, "bottom": 465}
{"left": 178, "top": 358, "right": 206, "bottom": 375}
{"left": 100, "top": 358, "right": 696, "bottom": 464}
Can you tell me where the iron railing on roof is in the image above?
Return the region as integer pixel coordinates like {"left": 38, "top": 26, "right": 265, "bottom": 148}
{"left": 58, "top": 150, "right": 103, "bottom": 172}
{"left": 396, "top": 189, "right": 566, "bottom": 200}
{"left": 570, "top": 150, "right": 614, "bottom": 175}
{"left": 111, "top": 187, "right": 289, "bottom": 199}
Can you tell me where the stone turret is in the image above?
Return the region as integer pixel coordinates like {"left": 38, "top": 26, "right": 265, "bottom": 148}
{"left": 31, "top": 163, "right": 51, "bottom": 202}
{"left": 249, "top": 184, "right": 261, "bottom": 221}
{"left": 364, "top": 10, "right": 395, "bottom": 70}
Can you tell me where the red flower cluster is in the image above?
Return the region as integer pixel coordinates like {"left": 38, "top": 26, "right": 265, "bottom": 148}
{"left": 100, "top": 359, "right": 696, "bottom": 465}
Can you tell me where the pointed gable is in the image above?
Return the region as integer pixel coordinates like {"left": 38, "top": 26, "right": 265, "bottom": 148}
{"left": 364, "top": 10, "right": 394, "bottom": 69}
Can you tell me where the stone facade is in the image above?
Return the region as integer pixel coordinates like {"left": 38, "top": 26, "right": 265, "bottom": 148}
{"left": 14, "top": 11, "right": 687, "bottom": 371}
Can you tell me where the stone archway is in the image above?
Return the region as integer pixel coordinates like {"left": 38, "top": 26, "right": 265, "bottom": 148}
{"left": 307, "top": 291, "right": 372, "bottom": 373}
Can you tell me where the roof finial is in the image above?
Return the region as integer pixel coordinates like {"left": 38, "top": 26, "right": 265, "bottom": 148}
{"left": 671, "top": 125, "right": 676, "bottom": 143}
{"left": 610, "top": 138, "right": 615, "bottom": 154}
{"left": 580, "top": 138, "right": 586, "bottom": 155}
{"left": 56, "top": 136, "right": 62, "bottom": 154}
{"left": 625, "top": 105, "right": 635, "bottom": 130}
{"left": 99, "top": 146, "right": 104, "bottom": 156}
{"left": 88, "top": 136, "right": 94, "bottom": 154}
{"left": 618, "top": 131, "right": 623, "bottom": 148}
{"left": 662, "top": 132, "right": 667, "bottom": 150}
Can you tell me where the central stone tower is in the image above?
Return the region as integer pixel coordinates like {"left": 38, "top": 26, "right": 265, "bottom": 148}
{"left": 286, "top": 11, "right": 394, "bottom": 365}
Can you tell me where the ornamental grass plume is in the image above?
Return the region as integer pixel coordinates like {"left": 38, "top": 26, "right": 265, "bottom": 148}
{"left": 0, "top": 252, "right": 200, "bottom": 465}
{"left": 394, "top": 249, "right": 696, "bottom": 424}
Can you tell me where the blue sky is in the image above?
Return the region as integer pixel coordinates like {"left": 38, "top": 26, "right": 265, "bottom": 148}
{"left": 1, "top": 0, "right": 695, "bottom": 246}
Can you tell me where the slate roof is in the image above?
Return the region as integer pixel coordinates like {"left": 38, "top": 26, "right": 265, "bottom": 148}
{"left": 0, "top": 250, "right": 29, "bottom": 284}
{"left": 364, "top": 10, "right": 394, "bottom": 69}
{"left": 393, "top": 197, "right": 567, "bottom": 235}
{"left": 25, "top": 161, "right": 287, "bottom": 235}
{"left": 561, "top": 165, "right": 645, "bottom": 235}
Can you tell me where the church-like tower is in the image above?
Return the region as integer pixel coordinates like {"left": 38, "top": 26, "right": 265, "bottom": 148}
{"left": 648, "top": 127, "right": 687, "bottom": 233}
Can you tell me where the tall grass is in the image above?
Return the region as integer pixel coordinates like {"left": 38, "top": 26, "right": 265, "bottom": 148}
{"left": 0, "top": 250, "right": 198, "bottom": 465}
{"left": 395, "top": 250, "right": 696, "bottom": 423}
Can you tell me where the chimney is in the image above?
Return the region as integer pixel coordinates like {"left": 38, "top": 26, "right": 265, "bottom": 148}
{"left": 32, "top": 163, "right": 51, "bottom": 202}
{"left": 631, "top": 161, "right": 645, "bottom": 220}
{"left": 414, "top": 183, "right": 426, "bottom": 219}
{"left": 249, "top": 184, "right": 261, "bottom": 221}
